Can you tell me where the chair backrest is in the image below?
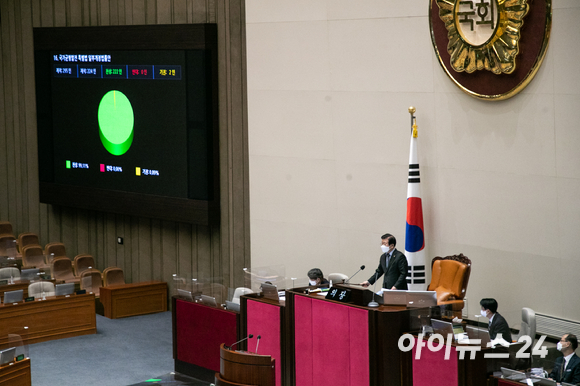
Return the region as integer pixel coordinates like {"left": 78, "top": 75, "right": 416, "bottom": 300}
{"left": 52, "top": 257, "right": 78, "bottom": 283}
{"left": 80, "top": 269, "right": 103, "bottom": 296}
{"left": 28, "top": 281, "right": 56, "bottom": 299}
{"left": 328, "top": 273, "right": 349, "bottom": 284}
{"left": 103, "top": 267, "right": 125, "bottom": 286}
{"left": 520, "top": 307, "right": 536, "bottom": 339}
{"left": 0, "top": 235, "right": 17, "bottom": 257}
{"left": 18, "top": 232, "right": 40, "bottom": 251}
{"left": 232, "top": 287, "right": 254, "bottom": 304}
{"left": 0, "top": 267, "right": 20, "bottom": 280}
{"left": 428, "top": 254, "right": 471, "bottom": 300}
{"left": 0, "top": 221, "right": 13, "bottom": 236}
{"left": 21, "top": 245, "right": 47, "bottom": 269}
{"left": 45, "top": 242, "right": 67, "bottom": 262}
{"left": 73, "top": 254, "right": 95, "bottom": 277}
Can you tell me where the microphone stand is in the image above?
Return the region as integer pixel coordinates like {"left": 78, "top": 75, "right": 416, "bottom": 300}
{"left": 346, "top": 265, "right": 365, "bottom": 284}
{"left": 368, "top": 270, "right": 380, "bottom": 308}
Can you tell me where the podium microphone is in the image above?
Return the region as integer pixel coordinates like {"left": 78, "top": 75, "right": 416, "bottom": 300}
{"left": 368, "top": 269, "right": 380, "bottom": 308}
{"left": 254, "top": 335, "right": 261, "bottom": 354}
{"left": 346, "top": 265, "right": 365, "bottom": 283}
{"left": 229, "top": 334, "right": 253, "bottom": 350}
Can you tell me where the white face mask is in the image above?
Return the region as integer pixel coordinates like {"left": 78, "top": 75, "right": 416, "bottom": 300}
{"left": 480, "top": 310, "right": 488, "bottom": 318}
{"left": 309, "top": 280, "right": 317, "bottom": 286}
{"left": 557, "top": 342, "right": 564, "bottom": 351}
{"left": 381, "top": 245, "right": 390, "bottom": 254}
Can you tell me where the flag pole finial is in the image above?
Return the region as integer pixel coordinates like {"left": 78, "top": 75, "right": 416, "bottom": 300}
{"left": 408, "top": 106, "right": 416, "bottom": 114}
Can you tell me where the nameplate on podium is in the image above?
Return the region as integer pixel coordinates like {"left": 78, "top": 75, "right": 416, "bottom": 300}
{"left": 326, "top": 287, "right": 352, "bottom": 303}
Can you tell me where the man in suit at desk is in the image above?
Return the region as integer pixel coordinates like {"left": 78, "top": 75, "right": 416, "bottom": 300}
{"left": 360, "top": 233, "right": 408, "bottom": 290}
{"left": 549, "top": 333, "right": 580, "bottom": 385}
{"left": 480, "top": 298, "right": 512, "bottom": 342}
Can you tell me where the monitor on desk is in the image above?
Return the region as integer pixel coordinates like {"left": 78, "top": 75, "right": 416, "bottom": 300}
{"left": 530, "top": 376, "right": 556, "bottom": 386}
{"left": 500, "top": 367, "right": 528, "bottom": 382}
{"left": 431, "top": 319, "right": 454, "bottom": 338}
{"left": 382, "top": 289, "right": 407, "bottom": 306}
{"left": 225, "top": 300, "right": 240, "bottom": 312}
{"left": 3, "top": 289, "right": 23, "bottom": 304}
{"left": 177, "top": 289, "right": 193, "bottom": 301}
{"left": 260, "top": 283, "right": 279, "bottom": 302}
{"left": 200, "top": 294, "right": 218, "bottom": 307}
{"left": 55, "top": 283, "right": 75, "bottom": 296}
{"left": 0, "top": 347, "right": 15, "bottom": 365}
{"left": 20, "top": 268, "right": 39, "bottom": 281}
{"left": 407, "top": 290, "right": 437, "bottom": 308}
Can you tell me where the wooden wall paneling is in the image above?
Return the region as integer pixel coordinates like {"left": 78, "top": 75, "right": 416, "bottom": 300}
{"left": 161, "top": 220, "right": 177, "bottom": 287}
{"left": 196, "top": 224, "right": 210, "bottom": 279}
{"left": 89, "top": 0, "right": 99, "bottom": 26}
{"left": 122, "top": 0, "right": 132, "bottom": 25}
{"left": 190, "top": 225, "right": 198, "bottom": 277}
{"left": 156, "top": 0, "right": 171, "bottom": 24}
{"left": 132, "top": 0, "right": 145, "bottom": 25}
{"left": 227, "top": 0, "right": 248, "bottom": 289}
{"left": 76, "top": 209, "right": 89, "bottom": 254}
{"left": 20, "top": 0, "right": 41, "bottom": 235}
{"left": 70, "top": 0, "right": 80, "bottom": 25}
{"left": 0, "top": 3, "right": 9, "bottom": 220}
{"left": 150, "top": 218, "right": 162, "bottom": 281}
{"left": 137, "top": 217, "right": 151, "bottom": 282}
{"left": 114, "top": 214, "right": 125, "bottom": 272}
{"left": 173, "top": 0, "right": 186, "bottom": 24}
{"left": 1, "top": 1, "right": 18, "bottom": 227}
{"left": 121, "top": 215, "right": 131, "bottom": 279}
{"left": 99, "top": 0, "right": 110, "bottom": 25}
{"left": 128, "top": 216, "right": 139, "bottom": 283}
{"left": 39, "top": 0, "right": 54, "bottom": 27}
{"left": 81, "top": 0, "right": 90, "bottom": 26}
{"left": 177, "top": 222, "right": 192, "bottom": 278}
{"left": 60, "top": 207, "right": 77, "bottom": 255}
{"left": 187, "top": 0, "right": 208, "bottom": 23}
{"left": 109, "top": 0, "right": 119, "bottom": 25}
{"left": 31, "top": 0, "right": 41, "bottom": 28}
{"left": 13, "top": 0, "right": 27, "bottom": 234}
{"left": 103, "top": 212, "right": 116, "bottom": 268}
{"left": 145, "top": 0, "right": 156, "bottom": 24}
{"left": 54, "top": 0, "right": 67, "bottom": 26}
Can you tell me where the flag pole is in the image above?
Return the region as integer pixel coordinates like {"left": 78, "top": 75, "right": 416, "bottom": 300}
{"left": 405, "top": 106, "right": 426, "bottom": 291}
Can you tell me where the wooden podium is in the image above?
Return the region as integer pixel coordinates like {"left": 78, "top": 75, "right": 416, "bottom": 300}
{"left": 215, "top": 343, "right": 275, "bottom": 386}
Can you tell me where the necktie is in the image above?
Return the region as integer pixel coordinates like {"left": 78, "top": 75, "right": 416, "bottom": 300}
{"left": 561, "top": 359, "right": 566, "bottom": 380}
{"left": 385, "top": 253, "right": 391, "bottom": 270}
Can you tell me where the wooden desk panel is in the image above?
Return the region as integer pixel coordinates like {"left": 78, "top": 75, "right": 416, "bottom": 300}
{"left": 0, "top": 358, "right": 31, "bottom": 386}
{"left": 100, "top": 281, "right": 167, "bottom": 319}
{"left": 0, "top": 294, "right": 96, "bottom": 347}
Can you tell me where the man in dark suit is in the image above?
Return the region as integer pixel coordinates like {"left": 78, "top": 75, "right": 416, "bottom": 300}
{"left": 480, "top": 298, "right": 512, "bottom": 342}
{"left": 549, "top": 333, "right": 580, "bottom": 385}
{"left": 360, "top": 233, "right": 408, "bottom": 290}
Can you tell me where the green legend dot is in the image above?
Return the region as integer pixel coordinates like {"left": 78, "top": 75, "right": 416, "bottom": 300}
{"left": 98, "top": 90, "right": 134, "bottom": 156}
{"left": 66, "top": 160, "right": 71, "bottom": 169}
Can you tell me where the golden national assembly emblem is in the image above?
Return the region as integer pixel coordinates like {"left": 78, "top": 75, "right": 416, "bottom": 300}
{"left": 429, "top": 0, "right": 551, "bottom": 100}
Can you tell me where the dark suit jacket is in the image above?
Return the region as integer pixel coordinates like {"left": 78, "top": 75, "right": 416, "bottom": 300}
{"left": 549, "top": 353, "right": 580, "bottom": 384}
{"left": 367, "top": 248, "right": 408, "bottom": 290}
{"left": 488, "top": 312, "right": 512, "bottom": 342}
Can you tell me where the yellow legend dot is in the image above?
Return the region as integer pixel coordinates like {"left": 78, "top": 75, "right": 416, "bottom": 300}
{"left": 136, "top": 167, "right": 141, "bottom": 176}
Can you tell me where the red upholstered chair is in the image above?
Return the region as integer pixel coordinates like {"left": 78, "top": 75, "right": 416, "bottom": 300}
{"left": 427, "top": 254, "right": 471, "bottom": 311}
{"left": 103, "top": 267, "right": 125, "bottom": 286}
{"left": 51, "top": 257, "right": 80, "bottom": 284}
{"left": 73, "top": 254, "right": 95, "bottom": 277}
{"left": 80, "top": 269, "right": 103, "bottom": 297}
{"left": 44, "top": 242, "right": 67, "bottom": 263}
{"left": 22, "top": 245, "right": 49, "bottom": 270}
{"left": 17, "top": 232, "right": 40, "bottom": 253}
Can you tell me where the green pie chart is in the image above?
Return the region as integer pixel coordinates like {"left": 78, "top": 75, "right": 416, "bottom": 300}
{"left": 98, "top": 90, "right": 134, "bottom": 156}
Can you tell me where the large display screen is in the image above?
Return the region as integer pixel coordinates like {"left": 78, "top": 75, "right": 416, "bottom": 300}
{"left": 34, "top": 25, "right": 219, "bottom": 224}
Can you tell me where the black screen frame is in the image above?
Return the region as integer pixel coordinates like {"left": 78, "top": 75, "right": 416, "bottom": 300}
{"left": 34, "top": 24, "right": 220, "bottom": 225}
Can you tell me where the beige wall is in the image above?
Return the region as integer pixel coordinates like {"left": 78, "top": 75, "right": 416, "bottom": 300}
{"left": 246, "top": 0, "right": 580, "bottom": 325}
{"left": 0, "top": 0, "right": 250, "bottom": 291}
